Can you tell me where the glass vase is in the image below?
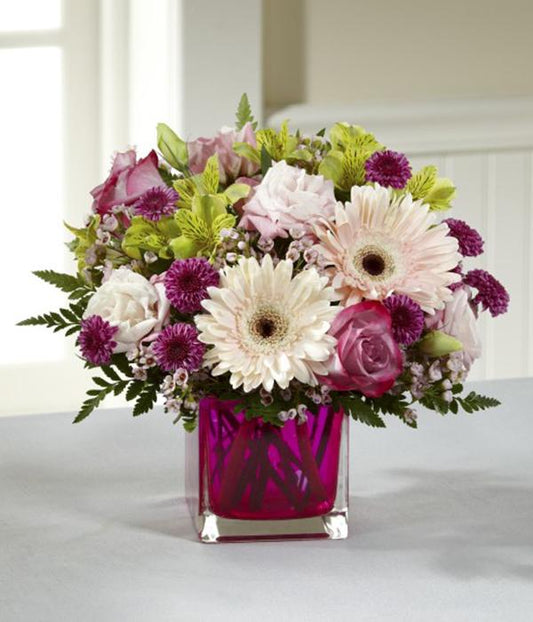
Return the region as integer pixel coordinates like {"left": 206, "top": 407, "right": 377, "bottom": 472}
{"left": 186, "top": 397, "right": 349, "bottom": 543}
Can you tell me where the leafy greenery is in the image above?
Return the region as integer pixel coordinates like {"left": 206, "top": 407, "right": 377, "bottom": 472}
{"left": 332, "top": 392, "right": 386, "bottom": 428}
{"left": 133, "top": 383, "right": 158, "bottom": 417}
{"left": 73, "top": 369, "right": 161, "bottom": 423}
{"left": 420, "top": 385, "right": 500, "bottom": 416}
{"left": 74, "top": 374, "right": 129, "bottom": 423}
{"left": 17, "top": 300, "right": 86, "bottom": 336}
{"left": 235, "top": 93, "right": 257, "bottom": 131}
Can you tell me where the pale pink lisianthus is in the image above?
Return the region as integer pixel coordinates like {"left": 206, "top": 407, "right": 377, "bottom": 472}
{"left": 90, "top": 149, "right": 164, "bottom": 216}
{"left": 188, "top": 123, "right": 259, "bottom": 185}
{"left": 425, "top": 287, "right": 481, "bottom": 371}
{"left": 239, "top": 160, "right": 337, "bottom": 239}
{"left": 318, "top": 301, "right": 403, "bottom": 398}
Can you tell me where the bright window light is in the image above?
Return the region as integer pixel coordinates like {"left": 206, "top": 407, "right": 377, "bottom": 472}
{"left": 0, "top": 0, "right": 61, "bottom": 31}
{"left": 0, "top": 46, "right": 64, "bottom": 364}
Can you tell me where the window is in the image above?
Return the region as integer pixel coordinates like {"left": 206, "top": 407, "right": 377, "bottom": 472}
{"left": 0, "top": 0, "right": 100, "bottom": 415}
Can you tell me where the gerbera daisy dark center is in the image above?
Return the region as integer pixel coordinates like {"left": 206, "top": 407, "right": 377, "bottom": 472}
{"left": 354, "top": 245, "right": 395, "bottom": 281}
{"left": 362, "top": 253, "right": 386, "bottom": 276}
{"left": 249, "top": 307, "right": 289, "bottom": 345}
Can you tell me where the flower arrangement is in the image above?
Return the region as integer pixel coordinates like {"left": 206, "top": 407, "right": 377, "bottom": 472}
{"left": 20, "top": 94, "right": 508, "bottom": 430}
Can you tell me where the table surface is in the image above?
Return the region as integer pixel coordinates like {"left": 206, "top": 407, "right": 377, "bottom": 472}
{"left": 1, "top": 378, "right": 532, "bottom": 622}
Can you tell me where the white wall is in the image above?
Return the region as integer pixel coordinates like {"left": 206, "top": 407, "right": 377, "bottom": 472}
{"left": 264, "top": 0, "right": 533, "bottom": 109}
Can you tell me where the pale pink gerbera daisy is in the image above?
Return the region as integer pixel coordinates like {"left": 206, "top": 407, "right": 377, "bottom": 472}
{"left": 195, "top": 255, "right": 337, "bottom": 392}
{"left": 314, "top": 185, "right": 461, "bottom": 313}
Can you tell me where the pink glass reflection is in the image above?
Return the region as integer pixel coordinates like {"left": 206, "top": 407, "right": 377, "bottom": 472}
{"left": 197, "top": 398, "right": 344, "bottom": 520}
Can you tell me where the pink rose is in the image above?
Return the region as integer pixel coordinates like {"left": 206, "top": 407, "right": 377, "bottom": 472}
{"left": 239, "top": 160, "right": 337, "bottom": 240}
{"left": 91, "top": 149, "right": 164, "bottom": 215}
{"left": 188, "top": 123, "right": 259, "bottom": 185}
{"left": 319, "top": 301, "right": 403, "bottom": 397}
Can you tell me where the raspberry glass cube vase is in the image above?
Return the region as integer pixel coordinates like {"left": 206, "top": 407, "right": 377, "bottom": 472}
{"left": 186, "top": 397, "right": 349, "bottom": 543}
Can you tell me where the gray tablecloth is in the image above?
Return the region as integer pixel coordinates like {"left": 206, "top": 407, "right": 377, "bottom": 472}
{"left": 1, "top": 378, "right": 532, "bottom": 621}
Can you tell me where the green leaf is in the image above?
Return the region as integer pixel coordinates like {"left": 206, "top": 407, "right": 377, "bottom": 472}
{"left": 235, "top": 93, "right": 257, "bottom": 130}
{"left": 457, "top": 391, "right": 501, "bottom": 413}
{"left": 92, "top": 376, "right": 110, "bottom": 388}
{"left": 74, "top": 386, "right": 112, "bottom": 423}
{"left": 126, "top": 380, "right": 145, "bottom": 401}
{"left": 133, "top": 384, "right": 158, "bottom": 416}
{"left": 260, "top": 145, "right": 272, "bottom": 176}
{"left": 33, "top": 270, "right": 85, "bottom": 293}
{"left": 156, "top": 122, "right": 189, "bottom": 172}
{"left": 334, "top": 394, "right": 386, "bottom": 428}
{"left": 101, "top": 366, "right": 120, "bottom": 382}
{"left": 110, "top": 354, "right": 132, "bottom": 377}
{"left": 17, "top": 301, "right": 83, "bottom": 334}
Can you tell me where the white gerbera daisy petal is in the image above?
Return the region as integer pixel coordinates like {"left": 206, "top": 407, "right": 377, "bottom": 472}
{"left": 314, "top": 184, "right": 461, "bottom": 313}
{"left": 195, "top": 256, "right": 338, "bottom": 392}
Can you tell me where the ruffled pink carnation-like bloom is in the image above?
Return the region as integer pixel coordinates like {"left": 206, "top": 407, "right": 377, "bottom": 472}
{"left": 318, "top": 301, "right": 403, "bottom": 398}
{"left": 240, "top": 160, "right": 337, "bottom": 239}
{"left": 425, "top": 287, "right": 482, "bottom": 371}
{"left": 188, "top": 123, "right": 259, "bottom": 185}
{"left": 91, "top": 149, "right": 164, "bottom": 215}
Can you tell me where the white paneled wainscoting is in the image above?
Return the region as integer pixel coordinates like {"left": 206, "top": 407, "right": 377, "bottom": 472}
{"left": 269, "top": 98, "right": 533, "bottom": 381}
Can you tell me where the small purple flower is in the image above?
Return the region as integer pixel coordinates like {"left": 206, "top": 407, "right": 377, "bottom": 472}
{"left": 133, "top": 186, "right": 179, "bottom": 221}
{"left": 365, "top": 150, "right": 412, "bottom": 189}
{"left": 463, "top": 269, "right": 509, "bottom": 317}
{"left": 443, "top": 218, "right": 484, "bottom": 257}
{"left": 153, "top": 323, "right": 205, "bottom": 372}
{"left": 78, "top": 315, "right": 118, "bottom": 365}
{"left": 164, "top": 258, "right": 219, "bottom": 313}
{"left": 383, "top": 295, "right": 425, "bottom": 345}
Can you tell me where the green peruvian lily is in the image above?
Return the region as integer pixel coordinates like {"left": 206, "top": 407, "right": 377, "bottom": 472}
{"left": 234, "top": 120, "right": 313, "bottom": 170}
{"left": 122, "top": 216, "right": 180, "bottom": 260}
{"left": 319, "top": 123, "right": 383, "bottom": 193}
{"left": 173, "top": 153, "right": 251, "bottom": 210}
{"left": 405, "top": 165, "right": 456, "bottom": 211}
{"left": 170, "top": 194, "right": 236, "bottom": 259}
{"left": 65, "top": 216, "right": 100, "bottom": 272}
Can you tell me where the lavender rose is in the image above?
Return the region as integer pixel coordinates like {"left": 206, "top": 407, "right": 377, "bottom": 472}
{"left": 319, "top": 301, "right": 403, "bottom": 397}
{"left": 188, "top": 123, "right": 259, "bottom": 185}
{"left": 90, "top": 149, "right": 164, "bottom": 215}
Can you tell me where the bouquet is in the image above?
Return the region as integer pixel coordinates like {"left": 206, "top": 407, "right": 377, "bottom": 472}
{"left": 20, "top": 95, "right": 509, "bottom": 430}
